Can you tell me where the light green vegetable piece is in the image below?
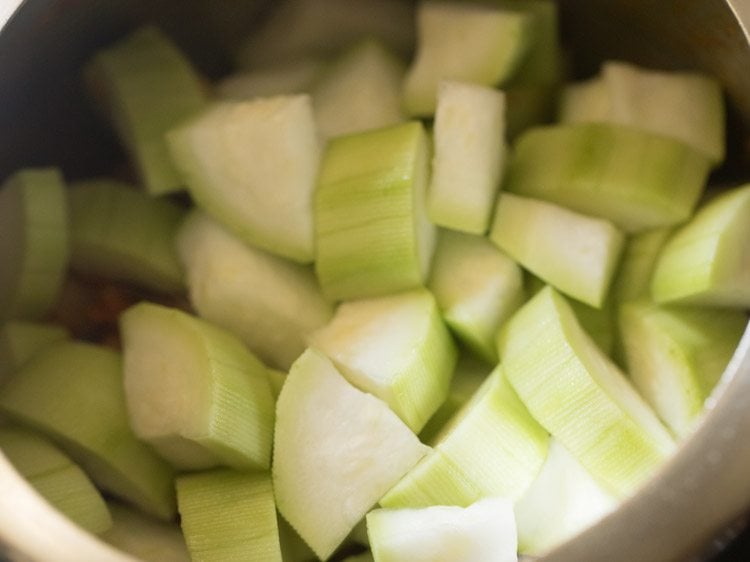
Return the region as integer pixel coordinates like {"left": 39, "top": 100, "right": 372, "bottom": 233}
{"left": 0, "top": 321, "right": 69, "bottom": 383}
{"left": 499, "top": 286, "right": 675, "bottom": 498}
{"left": 120, "top": 302, "right": 275, "bottom": 471}
{"left": 0, "top": 168, "right": 69, "bottom": 322}
{"left": 177, "top": 469, "right": 281, "bottom": 562}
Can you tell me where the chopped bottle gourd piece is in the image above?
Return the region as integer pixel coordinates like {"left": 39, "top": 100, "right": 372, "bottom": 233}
{"left": 235, "top": 0, "right": 415, "bottom": 68}
{"left": 490, "top": 193, "right": 625, "bottom": 308}
{"left": 68, "top": 178, "right": 185, "bottom": 294}
{"left": 419, "top": 355, "right": 492, "bottom": 445}
{"left": 177, "top": 212, "right": 333, "bottom": 370}
{"left": 499, "top": 286, "right": 676, "bottom": 498}
{"left": 0, "top": 168, "right": 69, "bottom": 322}
{"left": 217, "top": 57, "right": 323, "bottom": 100}
{"left": 102, "top": 502, "right": 190, "bottom": 562}
{"left": 310, "top": 289, "right": 457, "bottom": 433}
{"left": 315, "top": 121, "right": 435, "bottom": 301}
{"left": 428, "top": 81, "right": 507, "bottom": 234}
{"left": 403, "top": 1, "right": 534, "bottom": 116}
{"left": 0, "top": 321, "right": 69, "bottom": 382}
{"left": 514, "top": 439, "right": 617, "bottom": 556}
{"left": 559, "top": 61, "right": 725, "bottom": 164}
{"left": 84, "top": 26, "right": 208, "bottom": 195}
{"left": 428, "top": 230, "right": 524, "bottom": 363}
{"left": 0, "top": 341, "right": 176, "bottom": 520}
{"left": 504, "top": 122, "right": 712, "bottom": 233}
{"left": 176, "top": 469, "right": 281, "bottom": 562}
{"left": 311, "top": 38, "right": 406, "bottom": 139}
{"left": 367, "top": 497, "right": 518, "bottom": 562}
{"left": 120, "top": 302, "right": 275, "bottom": 471}
{"left": 650, "top": 184, "right": 750, "bottom": 307}
{"left": 273, "top": 348, "right": 428, "bottom": 560}
{"left": 611, "top": 227, "right": 673, "bottom": 303}
{"left": 619, "top": 300, "right": 746, "bottom": 438}
{"left": 380, "top": 365, "right": 548, "bottom": 509}
{"left": 167, "top": 96, "right": 321, "bottom": 263}
{"left": 0, "top": 427, "right": 112, "bottom": 535}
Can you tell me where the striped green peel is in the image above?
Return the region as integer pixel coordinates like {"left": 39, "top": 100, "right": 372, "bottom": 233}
{"left": 499, "top": 286, "right": 675, "bottom": 498}
{"left": 120, "top": 302, "right": 275, "bottom": 471}
{"left": 177, "top": 469, "right": 281, "bottom": 562}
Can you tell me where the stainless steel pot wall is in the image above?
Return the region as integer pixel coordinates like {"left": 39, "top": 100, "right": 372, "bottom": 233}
{"left": 1, "top": 1, "right": 750, "bottom": 561}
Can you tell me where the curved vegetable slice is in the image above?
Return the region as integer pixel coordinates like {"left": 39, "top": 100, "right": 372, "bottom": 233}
{"left": 84, "top": 26, "right": 208, "bottom": 195}
{"left": 168, "top": 96, "right": 321, "bottom": 263}
{"left": 311, "top": 38, "right": 406, "bottom": 139}
{"left": 0, "top": 341, "right": 176, "bottom": 520}
{"left": 68, "top": 178, "right": 185, "bottom": 293}
{"left": 0, "top": 321, "right": 69, "bottom": 382}
{"left": 504, "top": 122, "right": 712, "bottom": 233}
{"left": 514, "top": 439, "right": 617, "bottom": 555}
{"left": 120, "top": 302, "right": 275, "bottom": 471}
{"left": 0, "top": 427, "right": 112, "bottom": 535}
{"left": 310, "top": 289, "right": 456, "bottom": 433}
{"left": 403, "top": 1, "right": 533, "bottom": 116}
{"left": 315, "top": 121, "right": 435, "bottom": 301}
{"left": 650, "top": 184, "right": 750, "bottom": 307}
{"left": 380, "top": 366, "right": 548, "bottom": 509}
{"left": 273, "top": 348, "right": 428, "bottom": 560}
{"left": 0, "top": 168, "right": 69, "bottom": 322}
{"left": 499, "top": 286, "right": 675, "bottom": 498}
{"left": 490, "top": 193, "right": 625, "bottom": 308}
{"left": 619, "top": 300, "right": 746, "bottom": 437}
{"left": 177, "top": 469, "right": 281, "bottom": 562}
{"left": 177, "top": 212, "right": 333, "bottom": 370}
{"left": 367, "top": 497, "right": 517, "bottom": 562}
{"left": 428, "top": 81, "right": 506, "bottom": 234}
{"left": 428, "top": 230, "right": 524, "bottom": 363}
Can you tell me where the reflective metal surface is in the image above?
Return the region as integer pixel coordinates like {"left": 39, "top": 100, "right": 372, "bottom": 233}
{"left": 1, "top": 1, "right": 750, "bottom": 561}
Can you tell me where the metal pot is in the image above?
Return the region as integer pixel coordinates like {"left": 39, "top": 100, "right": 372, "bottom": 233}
{"left": 1, "top": 1, "right": 750, "bottom": 561}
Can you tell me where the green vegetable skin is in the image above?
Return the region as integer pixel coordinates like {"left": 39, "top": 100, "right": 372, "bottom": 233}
{"left": 0, "top": 1, "right": 747, "bottom": 561}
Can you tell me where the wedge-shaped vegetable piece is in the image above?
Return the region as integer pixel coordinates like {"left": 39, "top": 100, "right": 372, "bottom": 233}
{"left": 611, "top": 227, "right": 673, "bottom": 303}
{"left": 650, "top": 184, "right": 750, "bottom": 307}
{"left": 177, "top": 469, "right": 281, "bottom": 562}
{"left": 504, "top": 123, "right": 712, "bottom": 233}
{"left": 312, "top": 38, "right": 405, "bottom": 139}
{"left": 419, "top": 355, "right": 492, "bottom": 445}
{"left": 0, "top": 427, "right": 112, "bottom": 535}
{"left": 429, "top": 230, "right": 524, "bottom": 362}
{"left": 0, "top": 168, "right": 69, "bottom": 322}
{"left": 68, "top": 178, "right": 185, "bottom": 293}
{"left": 85, "top": 27, "right": 207, "bottom": 195}
{"left": 102, "top": 502, "right": 190, "bottom": 562}
{"left": 428, "top": 81, "right": 506, "bottom": 233}
{"left": 524, "top": 273, "right": 615, "bottom": 355}
{"left": 515, "top": 439, "right": 617, "bottom": 555}
{"left": 499, "top": 286, "right": 675, "bottom": 498}
{"left": 490, "top": 193, "right": 625, "bottom": 308}
{"left": 403, "top": 1, "right": 533, "bottom": 116}
{"left": 120, "top": 302, "right": 275, "bottom": 471}
{"left": 344, "top": 554, "right": 374, "bottom": 562}
{"left": 266, "top": 369, "right": 287, "bottom": 400}
{"left": 310, "top": 289, "right": 456, "bottom": 433}
{"left": 381, "top": 365, "right": 548, "bottom": 508}
{"left": 236, "top": 0, "right": 415, "bottom": 68}
{"left": 168, "top": 97, "right": 321, "bottom": 263}
{"left": 0, "top": 341, "right": 176, "bottom": 519}
{"left": 560, "top": 61, "right": 725, "bottom": 164}
{"left": 217, "top": 57, "right": 323, "bottom": 100}
{"left": 177, "top": 212, "right": 333, "bottom": 370}
{"left": 0, "top": 321, "right": 69, "bottom": 382}
{"left": 367, "top": 497, "right": 517, "bottom": 562}
{"left": 274, "top": 348, "right": 428, "bottom": 560}
{"left": 278, "top": 516, "right": 317, "bottom": 562}
{"left": 619, "top": 300, "right": 746, "bottom": 438}
{"left": 315, "top": 121, "right": 435, "bottom": 301}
